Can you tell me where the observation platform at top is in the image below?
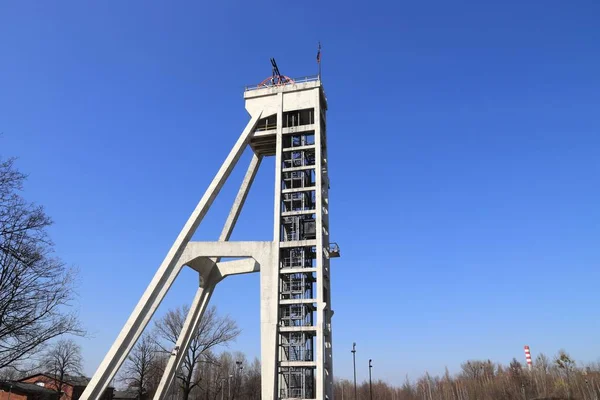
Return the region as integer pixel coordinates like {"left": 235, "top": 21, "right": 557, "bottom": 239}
{"left": 243, "top": 74, "right": 327, "bottom": 102}
{"left": 242, "top": 73, "right": 328, "bottom": 159}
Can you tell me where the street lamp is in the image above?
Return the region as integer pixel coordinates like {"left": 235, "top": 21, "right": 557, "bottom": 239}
{"left": 369, "top": 359, "right": 373, "bottom": 400}
{"left": 220, "top": 378, "right": 227, "bottom": 400}
{"left": 351, "top": 343, "right": 357, "bottom": 400}
{"left": 235, "top": 361, "right": 243, "bottom": 399}
{"left": 228, "top": 374, "right": 233, "bottom": 400}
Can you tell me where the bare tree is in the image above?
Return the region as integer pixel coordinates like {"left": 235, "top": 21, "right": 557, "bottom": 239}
{"left": 0, "top": 157, "right": 83, "bottom": 369}
{"left": 328, "top": 347, "right": 600, "bottom": 400}
{"left": 120, "top": 333, "right": 159, "bottom": 400}
{"left": 535, "top": 353, "right": 551, "bottom": 397}
{"left": 0, "top": 366, "right": 22, "bottom": 381}
{"left": 153, "top": 305, "right": 240, "bottom": 400}
{"left": 242, "top": 358, "right": 261, "bottom": 400}
{"left": 230, "top": 351, "right": 247, "bottom": 400}
{"left": 193, "top": 351, "right": 259, "bottom": 400}
{"left": 42, "top": 339, "right": 83, "bottom": 396}
{"left": 144, "top": 353, "right": 169, "bottom": 399}
{"left": 555, "top": 349, "right": 576, "bottom": 398}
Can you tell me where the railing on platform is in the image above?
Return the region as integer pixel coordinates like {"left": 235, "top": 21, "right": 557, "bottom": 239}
{"left": 244, "top": 75, "right": 320, "bottom": 91}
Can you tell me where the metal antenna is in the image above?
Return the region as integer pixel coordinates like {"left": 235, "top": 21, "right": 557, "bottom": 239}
{"left": 270, "top": 58, "right": 285, "bottom": 85}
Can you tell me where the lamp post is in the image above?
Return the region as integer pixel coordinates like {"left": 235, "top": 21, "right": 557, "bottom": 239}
{"left": 228, "top": 374, "right": 233, "bottom": 400}
{"left": 235, "top": 361, "right": 243, "bottom": 399}
{"left": 351, "top": 343, "right": 357, "bottom": 400}
{"left": 221, "top": 378, "right": 226, "bottom": 400}
{"left": 369, "top": 359, "right": 373, "bottom": 400}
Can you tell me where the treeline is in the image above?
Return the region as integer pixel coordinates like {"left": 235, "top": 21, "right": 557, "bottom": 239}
{"left": 126, "top": 349, "right": 260, "bottom": 400}
{"left": 335, "top": 350, "right": 600, "bottom": 400}
{"left": 119, "top": 305, "right": 260, "bottom": 400}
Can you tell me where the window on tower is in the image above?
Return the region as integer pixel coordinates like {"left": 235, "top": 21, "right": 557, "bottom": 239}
{"left": 283, "top": 108, "right": 314, "bottom": 128}
{"left": 255, "top": 114, "right": 277, "bottom": 131}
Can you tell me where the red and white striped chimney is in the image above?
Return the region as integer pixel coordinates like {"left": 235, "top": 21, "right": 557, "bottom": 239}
{"left": 524, "top": 345, "right": 533, "bottom": 370}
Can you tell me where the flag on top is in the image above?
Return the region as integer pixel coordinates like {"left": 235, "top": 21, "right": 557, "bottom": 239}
{"left": 316, "top": 42, "right": 321, "bottom": 63}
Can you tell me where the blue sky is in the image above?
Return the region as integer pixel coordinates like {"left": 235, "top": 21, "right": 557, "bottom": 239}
{"left": 1, "top": 0, "right": 600, "bottom": 386}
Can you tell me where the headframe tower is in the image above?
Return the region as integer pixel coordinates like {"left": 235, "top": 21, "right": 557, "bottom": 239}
{"left": 80, "top": 60, "right": 338, "bottom": 400}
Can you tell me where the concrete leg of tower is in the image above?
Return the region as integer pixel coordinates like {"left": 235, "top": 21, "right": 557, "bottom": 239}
{"left": 153, "top": 257, "right": 261, "bottom": 400}
{"left": 79, "top": 112, "right": 263, "bottom": 400}
{"left": 152, "top": 257, "right": 216, "bottom": 400}
{"left": 259, "top": 92, "right": 284, "bottom": 400}
{"left": 154, "top": 152, "right": 264, "bottom": 399}
{"left": 260, "top": 247, "right": 280, "bottom": 400}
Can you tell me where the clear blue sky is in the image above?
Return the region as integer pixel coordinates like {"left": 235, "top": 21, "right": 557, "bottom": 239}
{"left": 2, "top": 0, "right": 600, "bottom": 386}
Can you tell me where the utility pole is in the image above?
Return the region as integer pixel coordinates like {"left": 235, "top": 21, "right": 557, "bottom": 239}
{"left": 235, "top": 361, "right": 243, "bottom": 399}
{"left": 352, "top": 343, "right": 357, "bottom": 400}
{"left": 369, "top": 359, "right": 373, "bottom": 400}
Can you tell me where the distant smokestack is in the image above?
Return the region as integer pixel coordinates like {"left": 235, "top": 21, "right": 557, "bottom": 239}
{"left": 524, "top": 345, "right": 533, "bottom": 370}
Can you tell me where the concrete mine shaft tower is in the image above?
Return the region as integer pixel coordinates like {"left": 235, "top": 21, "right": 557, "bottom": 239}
{"left": 81, "top": 64, "right": 339, "bottom": 400}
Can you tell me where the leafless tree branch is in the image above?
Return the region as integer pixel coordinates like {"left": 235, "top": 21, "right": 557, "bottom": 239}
{"left": 0, "top": 157, "right": 84, "bottom": 369}
{"left": 153, "top": 305, "right": 240, "bottom": 400}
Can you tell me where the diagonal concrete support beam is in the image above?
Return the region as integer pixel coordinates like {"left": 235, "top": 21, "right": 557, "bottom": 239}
{"left": 152, "top": 266, "right": 219, "bottom": 400}
{"left": 153, "top": 154, "right": 263, "bottom": 400}
{"left": 80, "top": 112, "right": 263, "bottom": 400}
{"left": 220, "top": 153, "right": 262, "bottom": 242}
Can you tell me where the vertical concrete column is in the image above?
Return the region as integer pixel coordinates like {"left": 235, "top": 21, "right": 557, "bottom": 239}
{"left": 314, "top": 87, "right": 326, "bottom": 400}
{"left": 261, "top": 92, "right": 284, "bottom": 400}
{"left": 318, "top": 87, "right": 334, "bottom": 400}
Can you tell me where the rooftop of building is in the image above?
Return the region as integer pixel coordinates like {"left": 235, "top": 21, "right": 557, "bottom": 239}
{"left": 0, "top": 380, "right": 60, "bottom": 399}
{"left": 20, "top": 373, "right": 91, "bottom": 387}
{"left": 19, "top": 373, "right": 114, "bottom": 390}
{"left": 112, "top": 390, "right": 138, "bottom": 399}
